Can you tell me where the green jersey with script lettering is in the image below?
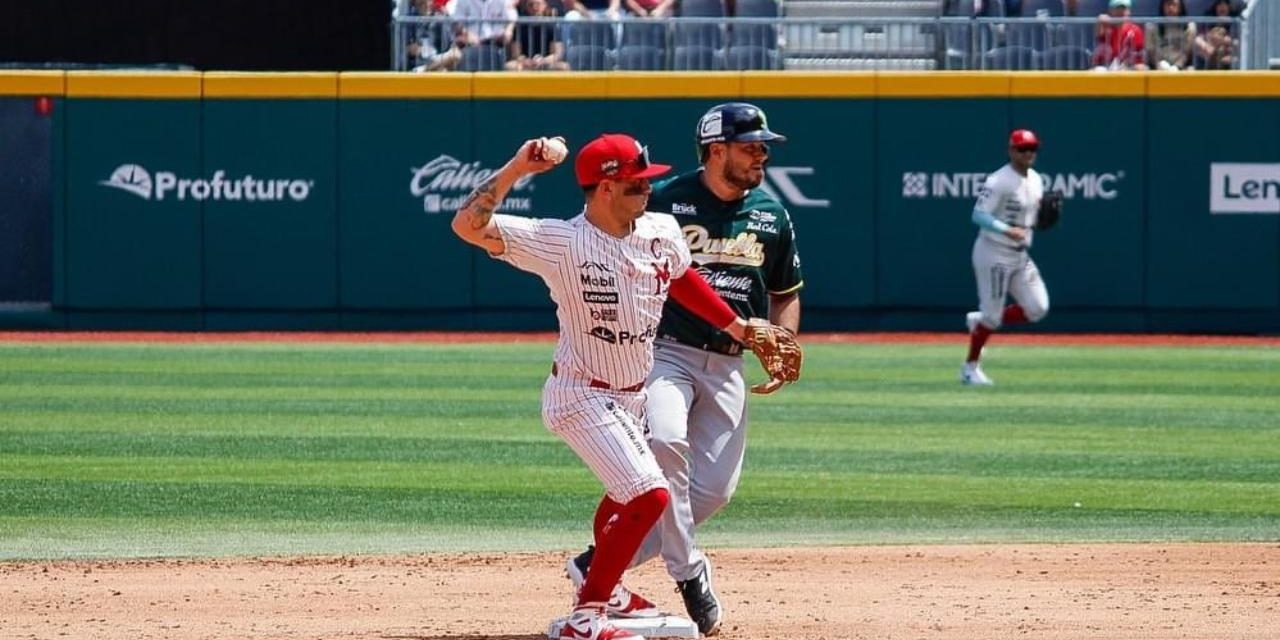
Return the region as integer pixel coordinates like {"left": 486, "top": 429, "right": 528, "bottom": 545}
{"left": 648, "top": 169, "right": 804, "bottom": 354}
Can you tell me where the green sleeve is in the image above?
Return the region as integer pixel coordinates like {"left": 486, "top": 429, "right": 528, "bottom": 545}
{"left": 767, "top": 208, "right": 804, "bottom": 295}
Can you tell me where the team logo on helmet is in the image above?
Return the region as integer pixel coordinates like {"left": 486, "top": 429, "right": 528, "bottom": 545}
{"left": 698, "top": 111, "right": 725, "bottom": 144}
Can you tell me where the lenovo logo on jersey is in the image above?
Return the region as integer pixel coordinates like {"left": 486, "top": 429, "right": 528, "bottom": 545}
{"left": 762, "top": 166, "right": 830, "bottom": 208}
{"left": 902, "top": 171, "right": 1123, "bottom": 200}
{"left": 580, "top": 273, "right": 617, "bottom": 288}
{"left": 583, "top": 291, "right": 619, "bottom": 304}
{"left": 588, "top": 325, "right": 655, "bottom": 345}
{"left": 411, "top": 155, "right": 535, "bottom": 214}
{"left": 100, "top": 164, "right": 314, "bottom": 202}
{"left": 1210, "top": 163, "right": 1280, "bottom": 214}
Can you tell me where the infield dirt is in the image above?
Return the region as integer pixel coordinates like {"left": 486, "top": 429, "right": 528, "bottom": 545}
{"left": 4, "top": 543, "right": 1277, "bottom": 640}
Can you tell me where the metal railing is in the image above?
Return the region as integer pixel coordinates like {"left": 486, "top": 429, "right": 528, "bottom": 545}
{"left": 391, "top": 14, "right": 1249, "bottom": 72}
{"left": 1240, "top": 0, "right": 1279, "bottom": 69}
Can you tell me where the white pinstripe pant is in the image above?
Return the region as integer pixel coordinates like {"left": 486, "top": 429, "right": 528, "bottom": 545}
{"left": 542, "top": 369, "right": 669, "bottom": 504}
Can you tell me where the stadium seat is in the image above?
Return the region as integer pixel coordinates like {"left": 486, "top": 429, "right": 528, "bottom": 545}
{"left": 724, "top": 45, "right": 781, "bottom": 70}
{"left": 1073, "top": 0, "right": 1111, "bottom": 15}
{"left": 1184, "top": 0, "right": 1218, "bottom": 15}
{"left": 617, "top": 44, "right": 666, "bottom": 70}
{"left": 673, "top": 44, "right": 723, "bottom": 70}
{"left": 1131, "top": 0, "right": 1163, "bottom": 15}
{"left": 731, "top": 0, "right": 778, "bottom": 48}
{"left": 457, "top": 45, "right": 506, "bottom": 71}
{"left": 621, "top": 20, "right": 667, "bottom": 50}
{"left": 673, "top": 22, "right": 724, "bottom": 49}
{"left": 940, "top": 0, "right": 977, "bottom": 69}
{"left": 679, "top": 0, "right": 725, "bottom": 17}
{"left": 566, "top": 44, "right": 612, "bottom": 70}
{"left": 1005, "top": 21, "right": 1053, "bottom": 50}
{"left": 983, "top": 44, "right": 1038, "bottom": 69}
{"left": 1038, "top": 44, "right": 1092, "bottom": 69}
{"left": 734, "top": 0, "right": 779, "bottom": 17}
{"left": 569, "top": 20, "right": 618, "bottom": 50}
{"left": 730, "top": 23, "right": 778, "bottom": 49}
{"left": 1021, "top": 0, "right": 1066, "bottom": 17}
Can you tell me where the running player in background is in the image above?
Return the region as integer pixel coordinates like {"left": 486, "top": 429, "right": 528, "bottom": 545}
{"left": 450, "top": 132, "right": 780, "bottom": 640}
{"left": 962, "top": 129, "right": 1050, "bottom": 386}
{"left": 566, "top": 103, "right": 804, "bottom": 636}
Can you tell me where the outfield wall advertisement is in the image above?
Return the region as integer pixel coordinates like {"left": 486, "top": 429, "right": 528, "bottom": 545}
{"left": 3, "top": 72, "right": 1278, "bottom": 331}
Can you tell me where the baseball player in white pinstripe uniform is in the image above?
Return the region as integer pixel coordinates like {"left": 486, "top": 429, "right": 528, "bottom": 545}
{"left": 451, "top": 133, "right": 768, "bottom": 640}
{"left": 962, "top": 129, "right": 1051, "bottom": 385}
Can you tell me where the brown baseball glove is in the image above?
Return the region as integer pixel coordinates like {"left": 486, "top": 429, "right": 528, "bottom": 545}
{"left": 742, "top": 318, "right": 803, "bottom": 395}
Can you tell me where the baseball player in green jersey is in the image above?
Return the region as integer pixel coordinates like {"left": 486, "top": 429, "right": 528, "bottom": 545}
{"left": 566, "top": 103, "right": 804, "bottom": 636}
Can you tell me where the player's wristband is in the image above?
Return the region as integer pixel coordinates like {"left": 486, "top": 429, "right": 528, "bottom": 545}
{"left": 972, "top": 208, "right": 1010, "bottom": 234}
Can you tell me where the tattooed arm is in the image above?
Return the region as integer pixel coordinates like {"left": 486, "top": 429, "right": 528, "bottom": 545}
{"left": 450, "top": 137, "right": 562, "bottom": 254}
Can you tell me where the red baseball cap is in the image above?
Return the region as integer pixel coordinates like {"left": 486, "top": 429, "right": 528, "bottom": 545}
{"left": 574, "top": 133, "right": 672, "bottom": 188}
{"left": 1009, "top": 129, "right": 1039, "bottom": 150}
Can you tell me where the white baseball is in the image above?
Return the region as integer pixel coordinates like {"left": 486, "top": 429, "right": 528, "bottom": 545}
{"left": 540, "top": 136, "right": 568, "bottom": 164}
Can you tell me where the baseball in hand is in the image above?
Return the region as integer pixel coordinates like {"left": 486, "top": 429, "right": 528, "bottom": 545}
{"left": 535, "top": 136, "right": 568, "bottom": 164}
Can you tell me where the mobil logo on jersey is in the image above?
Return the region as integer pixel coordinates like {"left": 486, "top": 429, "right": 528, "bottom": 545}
{"left": 901, "top": 170, "right": 1124, "bottom": 200}
{"left": 579, "top": 260, "right": 618, "bottom": 291}
{"left": 1209, "top": 163, "right": 1280, "bottom": 214}
{"left": 99, "top": 164, "right": 315, "bottom": 202}
{"left": 410, "top": 154, "right": 535, "bottom": 214}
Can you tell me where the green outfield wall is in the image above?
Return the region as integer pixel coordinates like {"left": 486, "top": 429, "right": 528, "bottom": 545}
{"left": 1, "top": 71, "right": 1277, "bottom": 332}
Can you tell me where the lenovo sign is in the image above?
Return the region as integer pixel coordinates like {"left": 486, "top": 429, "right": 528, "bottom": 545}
{"left": 1209, "top": 163, "right": 1280, "bottom": 214}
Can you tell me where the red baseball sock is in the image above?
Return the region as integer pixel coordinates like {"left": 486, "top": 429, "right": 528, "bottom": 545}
{"left": 1002, "top": 304, "right": 1029, "bottom": 325}
{"left": 966, "top": 322, "right": 992, "bottom": 363}
{"left": 594, "top": 495, "right": 622, "bottom": 540}
{"left": 578, "top": 488, "right": 670, "bottom": 607}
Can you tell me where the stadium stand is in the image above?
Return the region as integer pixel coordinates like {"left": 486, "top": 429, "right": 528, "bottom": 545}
{"left": 388, "top": 0, "right": 1266, "bottom": 71}
{"left": 617, "top": 43, "right": 667, "bottom": 68}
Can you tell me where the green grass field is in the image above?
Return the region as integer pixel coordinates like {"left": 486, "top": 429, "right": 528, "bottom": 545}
{"left": 1, "top": 340, "right": 1277, "bottom": 560}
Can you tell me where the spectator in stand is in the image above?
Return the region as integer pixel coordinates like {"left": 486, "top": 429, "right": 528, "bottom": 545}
{"left": 1093, "top": 0, "right": 1147, "bottom": 70}
{"left": 406, "top": 0, "right": 462, "bottom": 72}
{"left": 625, "top": 0, "right": 676, "bottom": 17}
{"left": 566, "top": 0, "right": 623, "bottom": 20}
{"left": 508, "top": 0, "right": 571, "bottom": 69}
{"left": 1193, "top": 0, "right": 1240, "bottom": 69}
{"left": 563, "top": 0, "right": 621, "bottom": 47}
{"left": 454, "top": 0, "right": 518, "bottom": 50}
{"left": 1146, "top": 0, "right": 1194, "bottom": 70}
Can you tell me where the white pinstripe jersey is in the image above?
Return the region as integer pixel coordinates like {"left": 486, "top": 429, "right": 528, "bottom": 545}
{"left": 493, "top": 211, "right": 692, "bottom": 388}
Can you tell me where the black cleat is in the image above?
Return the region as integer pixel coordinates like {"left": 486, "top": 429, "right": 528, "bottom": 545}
{"left": 676, "top": 559, "right": 722, "bottom": 636}
{"left": 566, "top": 544, "right": 594, "bottom": 588}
